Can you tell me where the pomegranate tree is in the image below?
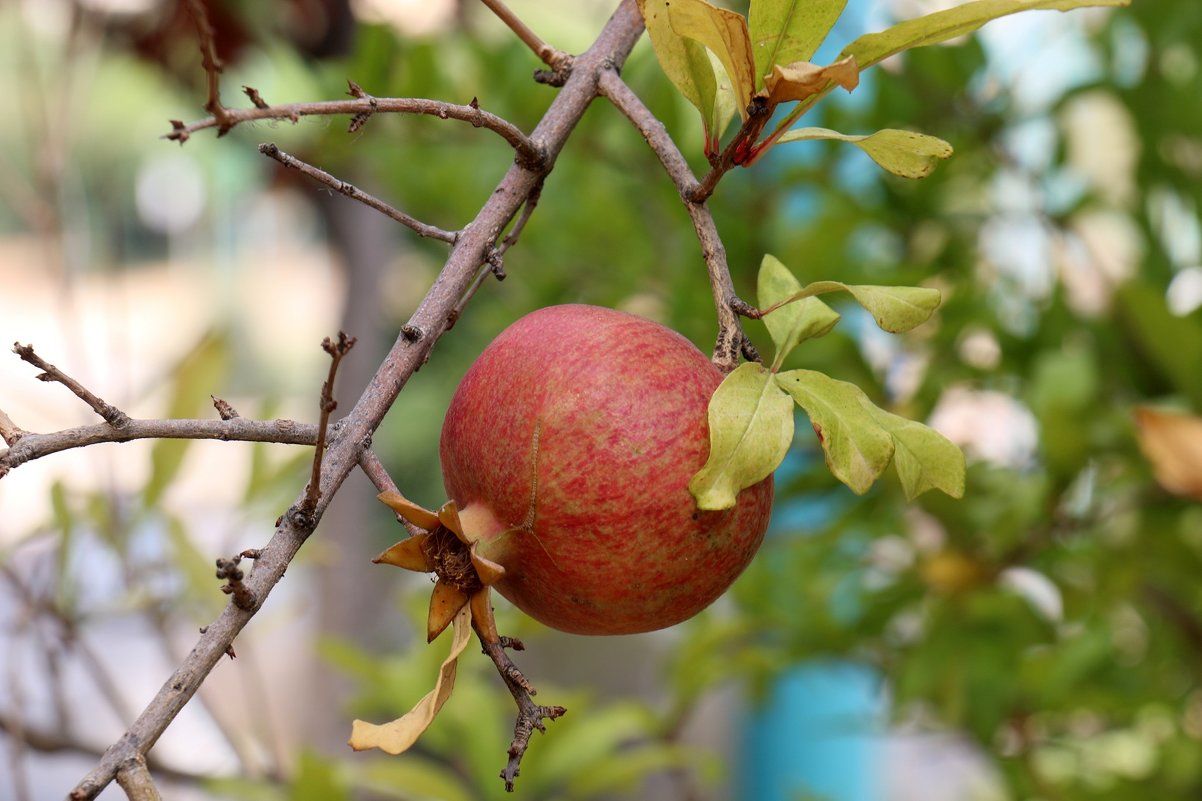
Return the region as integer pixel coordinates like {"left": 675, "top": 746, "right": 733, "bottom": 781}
{"left": 439, "top": 303, "right": 773, "bottom": 635}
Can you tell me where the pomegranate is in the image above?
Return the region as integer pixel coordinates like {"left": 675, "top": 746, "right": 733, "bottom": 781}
{"left": 438, "top": 304, "right": 773, "bottom": 635}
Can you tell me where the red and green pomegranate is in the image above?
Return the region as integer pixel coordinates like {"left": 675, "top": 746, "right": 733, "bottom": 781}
{"left": 426, "top": 303, "right": 773, "bottom": 635}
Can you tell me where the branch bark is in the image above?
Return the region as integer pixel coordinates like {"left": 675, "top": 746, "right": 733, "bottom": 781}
{"left": 597, "top": 70, "right": 758, "bottom": 371}
{"left": 67, "top": 3, "right": 646, "bottom": 798}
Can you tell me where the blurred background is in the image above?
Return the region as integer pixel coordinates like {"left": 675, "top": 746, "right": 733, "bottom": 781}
{"left": 1, "top": 0, "right": 1200, "bottom": 799}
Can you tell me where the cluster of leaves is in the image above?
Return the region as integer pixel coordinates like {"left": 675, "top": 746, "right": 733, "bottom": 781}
{"left": 638, "top": 0, "right": 1129, "bottom": 174}
{"left": 691, "top": 255, "right": 965, "bottom": 509}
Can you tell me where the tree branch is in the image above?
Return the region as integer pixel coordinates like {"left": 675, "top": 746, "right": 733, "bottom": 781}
{"left": 478, "top": 0, "right": 573, "bottom": 76}
{"left": 12, "top": 343, "right": 130, "bottom": 428}
{"left": 0, "top": 417, "right": 318, "bottom": 478}
{"left": 258, "top": 144, "right": 458, "bottom": 243}
{"left": 67, "top": 3, "right": 646, "bottom": 797}
{"left": 596, "top": 70, "right": 758, "bottom": 371}
{"left": 167, "top": 96, "right": 541, "bottom": 165}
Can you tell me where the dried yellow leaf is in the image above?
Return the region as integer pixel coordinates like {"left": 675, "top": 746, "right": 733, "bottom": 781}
{"left": 1134, "top": 407, "right": 1202, "bottom": 501}
{"left": 348, "top": 605, "right": 472, "bottom": 755}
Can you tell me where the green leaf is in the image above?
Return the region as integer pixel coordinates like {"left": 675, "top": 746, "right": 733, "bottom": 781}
{"left": 638, "top": 0, "right": 727, "bottom": 148}
{"left": 777, "top": 127, "right": 953, "bottom": 178}
{"left": 864, "top": 405, "right": 966, "bottom": 500}
{"left": 666, "top": 0, "right": 758, "bottom": 116}
{"left": 841, "top": 0, "right": 1132, "bottom": 71}
{"left": 764, "top": 279, "right": 942, "bottom": 333}
{"left": 757, "top": 254, "right": 840, "bottom": 370}
{"left": 775, "top": 370, "right": 895, "bottom": 495}
{"left": 356, "top": 756, "right": 474, "bottom": 801}
{"left": 749, "top": 0, "right": 848, "bottom": 87}
{"left": 690, "top": 362, "right": 794, "bottom": 511}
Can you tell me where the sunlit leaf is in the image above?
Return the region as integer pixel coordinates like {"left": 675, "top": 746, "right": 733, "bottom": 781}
{"left": 841, "top": 0, "right": 1132, "bottom": 70}
{"left": 776, "top": 370, "right": 894, "bottom": 494}
{"left": 761, "top": 55, "right": 859, "bottom": 104}
{"left": 749, "top": 0, "right": 847, "bottom": 85}
{"left": 638, "top": 0, "right": 733, "bottom": 149}
{"left": 764, "top": 279, "right": 942, "bottom": 332}
{"left": 1134, "top": 407, "right": 1202, "bottom": 501}
{"left": 666, "top": 0, "right": 757, "bottom": 116}
{"left": 757, "top": 254, "right": 840, "bottom": 370}
{"left": 864, "top": 404, "right": 966, "bottom": 499}
{"left": 777, "top": 127, "right": 952, "bottom": 178}
{"left": 690, "top": 362, "right": 793, "bottom": 510}
{"left": 349, "top": 605, "right": 472, "bottom": 755}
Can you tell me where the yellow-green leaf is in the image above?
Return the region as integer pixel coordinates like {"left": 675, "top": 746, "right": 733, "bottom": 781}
{"left": 864, "top": 404, "right": 966, "bottom": 500}
{"left": 666, "top": 0, "right": 757, "bottom": 117}
{"left": 638, "top": 0, "right": 732, "bottom": 146}
{"left": 763, "top": 278, "right": 942, "bottom": 333}
{"left": 348, "top": 604, "right": 472, "bottom": 755}
{"left": 841, "top": 0, "right": 1132, "bottom": 70}
{"left": 757, "top": 254, "right": 840, "bottom": 371}
{"left": 761, "top": 55, "right": 859, "bottom": 104}
{"left": 750, "top": 0, "right": 848, "bottom": 86}
{"left": 777, "top": 127, "right": 952, "bottom": 178}
{"left": 690, "top": 362, "right": 793, "bottom": 511}
{"left": 776, "top": 370, "right": 894, "bottom": 495}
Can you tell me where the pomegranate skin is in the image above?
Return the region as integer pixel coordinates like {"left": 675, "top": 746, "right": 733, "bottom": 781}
{"left": 439, "top": 304, "right": 773, "bottom": 635}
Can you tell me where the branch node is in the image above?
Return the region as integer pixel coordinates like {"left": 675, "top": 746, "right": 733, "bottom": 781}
{"left": 215, "top": 556, "right": 257, "bottom": 611}
{"left": 346, "top": 80, "right": 378, "bottom": 133}
{"left": 401, "top": 324, "right": 425, "bottom": 342}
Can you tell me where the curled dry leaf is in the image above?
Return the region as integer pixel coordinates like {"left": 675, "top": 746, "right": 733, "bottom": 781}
{"left": 762, "top": 54, "right": 859, "bottom": 104}
{"left": 1134, "top": 407, "right": 1202, "bottom": 501}
{"left": 348, "top": 605, "right": 473, "bottom": 755}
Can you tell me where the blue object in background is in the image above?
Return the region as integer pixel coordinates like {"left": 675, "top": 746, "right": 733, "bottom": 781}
{"left": 740, "top": 661, "right": 884, "bottom": 801}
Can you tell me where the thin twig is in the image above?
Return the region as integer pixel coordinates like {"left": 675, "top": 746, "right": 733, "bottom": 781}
{"left": 181, "top": 0, "right": 234, "bottom": 135}
{"left": 477, "top": 630, "right": 566, "bottom": 791}
{"left": 597, "top": 70, "right": 756, "bottom": 372}
{"left": 259, "top": 144, "right": 458, "bottom": 243}
{"left": 114, "top": 755, "right": 162, "bottom": 801}
{"left": 0, "top": 408, "right": 26, "bottom": 446}
{"left": 68, "top": 4, "right": 646, "bottom": 797}
{"left": 301, "top": 333, "right": 357, "bottom": 517}
{"left": 0, "top": 418, "right": 318, "bottom": 478}
{"left": 168, "top": 96, "right": 542, "bottom": 165}
{"left": 357, "top": 450, "right": 425, "bottom": 538}
{"left": 12, "top": 343, "right": 130, "bottom": 428}
{"left": 478, "top": 0, "right": 573, "bottom": 74}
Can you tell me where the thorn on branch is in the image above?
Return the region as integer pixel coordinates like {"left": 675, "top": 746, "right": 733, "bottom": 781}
{"left": 242, "top": 85, "right": 269, "bottom": 109}
{"left": 167, "top": 120, "right": 190, "bottom": 144}
{"left": 216, "top": 556, "right": 257, "bottom": 611}
{"left": 211, "top": 395, "right": 240, "bottom": 420}
{"left": 13, "top": 343, "right": 130, "bottom": 428}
